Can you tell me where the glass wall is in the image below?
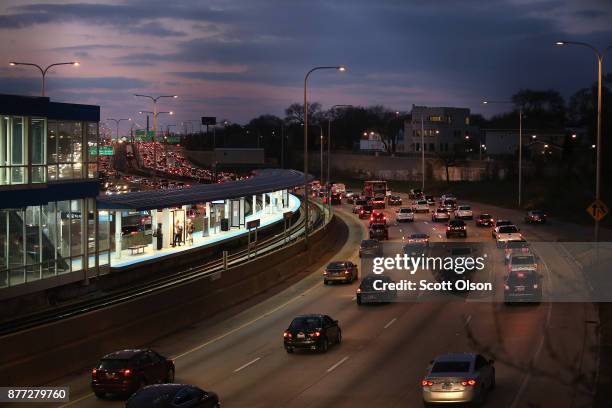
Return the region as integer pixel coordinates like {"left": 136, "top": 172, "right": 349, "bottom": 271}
{"left": 0, "top": 198, "right": 108, "bottom": 288}
{"left": 0, "top": 116, "right": 28, "bottom": 185}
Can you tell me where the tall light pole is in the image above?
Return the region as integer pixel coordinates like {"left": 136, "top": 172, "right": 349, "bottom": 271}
{"left": 106, "top": 118, "right": 131, "bottom": 142}
{"left": 556, "top": 40, "right": 612, "bottom": 242}
{"left": 483, "top": 100, "right": 523, "bottom": 207}
{"left": 139, "top": 110, "right": 173, "bottom": 174}
{"left": 327, "top": 104, "right": 352, "bottom": 185}
{"left": 134, "top": 94, "right": 178, "bottom": 137}
{"left": 303, "top": 65, "right": 347, "bottom": 245}
{"left": 9, "top": 61, "right": 79, "bottom": 97}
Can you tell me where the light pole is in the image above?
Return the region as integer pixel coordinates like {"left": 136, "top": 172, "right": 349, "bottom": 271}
{"left": 327, "top": 104, "right": 352, "bottom": 185}
{"left": 483, "top": 100, "right": 523, "bottom": 207}
{"left": 556, "top": 40, "right": 612, "bottom": 242}
{"left": 139, "top": 110, "right": 173, "bottom": 175}
{"left": 9, "top": 61, "right": 79, "bottom": 96}
{"left": 134, "top": 94, "right": 178, "bottom": 138}
{"left": 106, "top": 118, "right": 131, "bottom": 143}
{"left": 303, "top": 65, "right": 346, "bottom": 245}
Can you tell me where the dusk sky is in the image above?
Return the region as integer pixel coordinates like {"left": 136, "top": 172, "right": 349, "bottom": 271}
{"left": 1, "top": 0, "right": 611, "bottom": 134}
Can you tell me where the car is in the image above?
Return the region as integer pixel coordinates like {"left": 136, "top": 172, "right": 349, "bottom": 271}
{"left": 503, "top": 239, "right": 530, "bottom": 264}
{"left": 446, "top": 220, "right": 467, "bottom": 238}
{"left": 353, "top": 198, "right": 367, "bottom": 213}
{"left": 283, "top": 314, "right": 341, "bottom": 353}
{"left": 494, "top": 225, "right": 522, "bottom": 247}
{"left": 431, "top": 208, "right": 450, "bottom": 222}
{"left": 323, "top": 261, "right": 358, "bottom": 284}
{"left": 525, "top": 210, "right": 547, "bottom": 224}
{"left": 413, "top": 199, "right": 430, "bottom": 213}
{"left": 439, "top": 194, "right": 457, "bottom": 205}
{"left": 359, "top": 239, "right": 383, "bottom": 258}
{"left": 409, "top": 188, "right": 424, "bottom": 199}
{"left": 395, "top": 207, "right": 415, "bottom": 223}
{"left": 403, "top": 242, "right": 428, "bottom": 257}
{"left": 91, "top": 349, "right": 175, "bottom": 398}
{"left": 441, "top": 199, "right": 457, "bottom": 211}
{"left": 504, "top": 269, "right": 542, "bottom": 303}
{"left": 369, "top": 211, "right": 387, "bottom": 225}
{"left": 329, "top": 192, "right": 342, "bottom": 205}
{"left": 422, "top": 353, "right": 495, "bottom": 405}
{"left": 126, "top": 384, "right": 220, "bottom": 408}
{"left": 372, "top": 195, "right": 386, "bottom": 209}
{"left": 358, "top": 204, "right": 374, "bottom": 219}
{"left": 387, "top": 194, "right": 402, "bottom": 205}
{"left": 475, "top": 213, "right": 494, "bottom": 227}
{"left": 425, "top": 195, "right": 435, "bottom": 206}
{"left": 454, "top": 205, "right": 473, "bottom": 220}
{"left": 407, "top": 233, "right": 430, "bottom": 244}
{"left": 356, "top": 274, "right": 398, "bottom": 305}
{"left": 369, "top": 223, "right": 389, "bottom": 240}
{"left": 345, "top": 190, "right": 357, "bottom": 203}
{"left": 491, "top": 219, "right": 514, "bottom": 238}
{"left": 508, "top": 253, "right": 538, "bottom": 272}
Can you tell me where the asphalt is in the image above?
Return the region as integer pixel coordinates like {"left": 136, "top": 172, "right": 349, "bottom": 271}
{"left": 33, "top": 192, "right": 598, "bottom": 408}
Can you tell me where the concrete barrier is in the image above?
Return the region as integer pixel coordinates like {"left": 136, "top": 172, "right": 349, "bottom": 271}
{"left": 0, "top": 214, "right": 346, "bottom": 386}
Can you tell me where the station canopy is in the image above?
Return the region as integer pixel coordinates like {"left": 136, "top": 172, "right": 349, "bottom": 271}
{"left": 97, "top": 169, "right": 310, "bottom": 211}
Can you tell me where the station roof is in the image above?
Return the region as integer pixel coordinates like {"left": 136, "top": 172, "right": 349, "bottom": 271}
{"left": 97, "top": 169, "right": 310, "bottom": 211}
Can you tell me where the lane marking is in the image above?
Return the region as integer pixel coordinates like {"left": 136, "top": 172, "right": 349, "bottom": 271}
{"left": 438, "top": 234, "right": 443, "bottom": 239}
{"left": 464, "top": 315, "right": 472, "bottom": 327}
{"left": 326, "top": 356, "right": 350, "bottom": 373}
{"left": 351, "top": 296, "right": 356, "bottom": 301}
{"left": 234, "top": 357, "right": 261, "bottom": 373}
{"left": 384, "top": 317, "right": 397, "bottom": 329}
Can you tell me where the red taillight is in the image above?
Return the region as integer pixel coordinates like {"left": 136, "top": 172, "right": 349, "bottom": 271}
{"left": 360, "top": 210, "right": 364, "bottom": 214}
{"left": 461, "top": 379, "right": 476, "bottom": 386}
{"left": 311, "top": 331, "right": 321, "bottom": 337}
{"left": 323, "top": 270, "right": 328, "bottom": 275}
{"left": 344, "top": 270, "right": 350, "bottom": 274}
{"left": 517, "top": 272, "right": 525, "bottom": 278}
{"left": 123, "top": 369, "right": 132, "bottom": 377}
{"left": 422, "top": 380, "right": 433, "bottom": 387}
{"left": 504, "top": 284, "right": 510, "bottom": 290}
{"left": 284, "top": 331, "right": 292, "bottom": 338}
{"left": 447, "top": 227, "right": 450, "bottom": 230}
{"left": 383, "top": 216, "right": 386, "bottom": 220}
{"left": 91, "top": 368, "right": 97, "bottom": 377}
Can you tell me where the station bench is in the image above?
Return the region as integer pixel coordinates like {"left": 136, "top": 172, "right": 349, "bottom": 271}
{"left": 128, "top": 244, "right": 147, "bottom": 255}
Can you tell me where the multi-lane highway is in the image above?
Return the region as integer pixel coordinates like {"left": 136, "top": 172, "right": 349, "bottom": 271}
{"left": 43, "top": 192, "right": 598, "bottom": 408}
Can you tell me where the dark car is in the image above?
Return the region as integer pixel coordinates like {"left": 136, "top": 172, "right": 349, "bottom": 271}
{"left": 359, "top": 204, "right": 374, "bottom": 219}
{"left": 356, "top": 274, "right": 398, "bottom": 305}
{"left": 369, "top": 211, "right": 387, "bottom": 225}
{"left": 324, "top": 260, "right": 358, "bottom": 284}
{"left": 91, "top": 349, "right": 175, "bottom": 398}
{"left": 446, "top": 220, "right": 467, "bottom": 238}
{"left": 369, "top": 223, "right": 389, "bottom": 240}
{"left": 284, "top": 314, "right": 341, "bottom": 353}
{"left": 525, "top": 210, "right": 547, "bottom": 224}
{"left": 126, "top": 384, "right": 220, "bottom": 408}
{"left": 403, "top": 242, "right": 427, "bottom": 257}
{"left": 329, "top": 192, "right": 342, "bottom": 205}
{"left": 504, "top": 269, "right": 542, "bottom": 303}
{"left": 476, "top": 213, "right": 494, "bottom": 227}
{"left": 359, "top": 239, "right": 383, "bottom": 258}
{"left": 353, "top": 198, "right": 367, "bottom": 213}
{"left": 387, "top": 195, "right": 402, "bottom": 206}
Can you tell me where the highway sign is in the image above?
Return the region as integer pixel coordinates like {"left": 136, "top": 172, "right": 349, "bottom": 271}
{"left": 202, "top": 116, "right": 217, "bottom": 125}
{"left": 587, "top": 199, "right": 608, "bottom": 221}
{"left": 88, "top": 146, "right": 113, "bottom": 156}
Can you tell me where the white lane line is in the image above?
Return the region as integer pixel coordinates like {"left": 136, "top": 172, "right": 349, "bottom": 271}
{"left": 234, "top": 357, "right": 261, "bottom": 373}
{"left": 327, "top": 356, "right": 350, "bottom": 373}
{"left": 351, "top": 296, "right": 357, "bottom": 301}
{"left": 424, "top": 221, "right": 429, "bottom": 224}
{"left": 464, "top": 315, "right": 472, "bottom": 327}
{"left": 438, "top": 234, "right": 443, "bottom": 239}
{"left": 384, "top": 317, "right": 397, "bottom": 329}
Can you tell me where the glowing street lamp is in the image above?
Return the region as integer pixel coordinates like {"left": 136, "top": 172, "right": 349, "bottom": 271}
{"left": 9, "top": 61, "right": 79, "bottom": 96}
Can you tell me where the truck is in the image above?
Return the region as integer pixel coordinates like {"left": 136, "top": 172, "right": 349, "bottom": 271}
{"left": 363, "top": 180, "right": 388, "bottom": 197}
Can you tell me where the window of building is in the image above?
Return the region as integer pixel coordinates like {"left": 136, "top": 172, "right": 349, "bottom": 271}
{"left": 429, "top": 143, "right": 435, "bottom": 152}
{"left": 48, "top": 121, "right": 86, "bottom": 181}
{"left": 0, "top": 116, "right": 28, "bottom": 185}
{"left": 415, "top": 143, "right": 420, "bottom": 152}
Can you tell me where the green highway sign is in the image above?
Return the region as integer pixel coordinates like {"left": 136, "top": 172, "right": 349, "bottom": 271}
{"left": 89, "top": 146, "right": 113, "bottom": 156}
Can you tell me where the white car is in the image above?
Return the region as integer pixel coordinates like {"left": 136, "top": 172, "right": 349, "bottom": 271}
{"left": 413, "top": 200, "right": 430, "bottom": 213}
{"left": 395, "top": 207, "right": 414, "bottom": 223}
{"left": 455, "top": 205, "right": 473, "bottom": 220}
{"left": 431, "top": 208, "right": 450, "bottom": 222}
{"left": 508, "top": 253, "right": 538, "bottom": 272}
{"left": 494, "top": 225, "right": 523, "bottom": 247}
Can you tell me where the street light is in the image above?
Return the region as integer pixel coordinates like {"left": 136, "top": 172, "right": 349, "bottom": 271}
{"left": 327, "top": 104, "right": 352, "bottom": 185}
{"left": 9, "top": 61, "right": 79, "bottom": 96}
{"left": 106, "top": 118, "right": 131, "bottom": 142}
{"left": 483, "top": 100, "right": 524, "bottom": 207}
{"left": 556, "top": 40, "right": 612, "bottom": 242}
{"left": 303, "top": 65, "right": 347, "bottom": 246}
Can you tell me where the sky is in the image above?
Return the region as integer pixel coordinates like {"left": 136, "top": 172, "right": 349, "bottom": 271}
{"left": 0, "top": 0, "right": 611, "bottom": 135}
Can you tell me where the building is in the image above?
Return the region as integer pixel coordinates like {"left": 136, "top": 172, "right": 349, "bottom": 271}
{"left": 0, "top": 94, "right": 102, "bottom": 291}
{"left": 359, "top": 131, "right": 385, "bottom": 152}
{"left": 403, "top": 105, "right": 480, "bottom": 153}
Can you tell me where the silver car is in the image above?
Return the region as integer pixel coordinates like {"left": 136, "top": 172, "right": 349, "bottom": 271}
{"left": 422, "top": 353, "right": 495, "bottom": 405}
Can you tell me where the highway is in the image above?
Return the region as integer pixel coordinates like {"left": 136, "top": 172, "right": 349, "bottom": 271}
{"left": 42, "top": 192, "right": 598, "bottom": 408}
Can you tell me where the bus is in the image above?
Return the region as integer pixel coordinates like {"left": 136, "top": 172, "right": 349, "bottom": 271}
{"left": 363, "top": 180, "right": 388, "bottom": 197}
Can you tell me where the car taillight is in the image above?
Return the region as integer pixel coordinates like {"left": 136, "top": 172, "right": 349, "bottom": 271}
{"left": 323, "top": 270, "right": 328, "bottom": 275}
{"left": 123, "top": 369, "right": 132, "bottom": 377}
{"left": 311, "top": 331, "right": 321, "bottom": 337}
{"left": 344, "top": 270, "right": 350, "bottom": 274}
{"left": 422, "top": 380, "right": 433, "bottom": 387}
{"left": 360, "top": 210, "right": 364, "bottom": 214}
{"left": 91, "top": 368, "right": 97, "bottom": 377}
{"left": 447, "top": 227, "right": 450, "bottom": 230}
{"left": 284, "top": 331, "right": 292, "bottom": 338}
{"left": 461, "top": 379, "right": 476, "bottom": 386}
{"left": 533, "top": 284, "right": 539, "bottom": 289}
{"left": 504, "top": 284, "right": 510, "bottom": 290}
{"left": 383, "top": 216, "right": 386, "bottom": 220}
